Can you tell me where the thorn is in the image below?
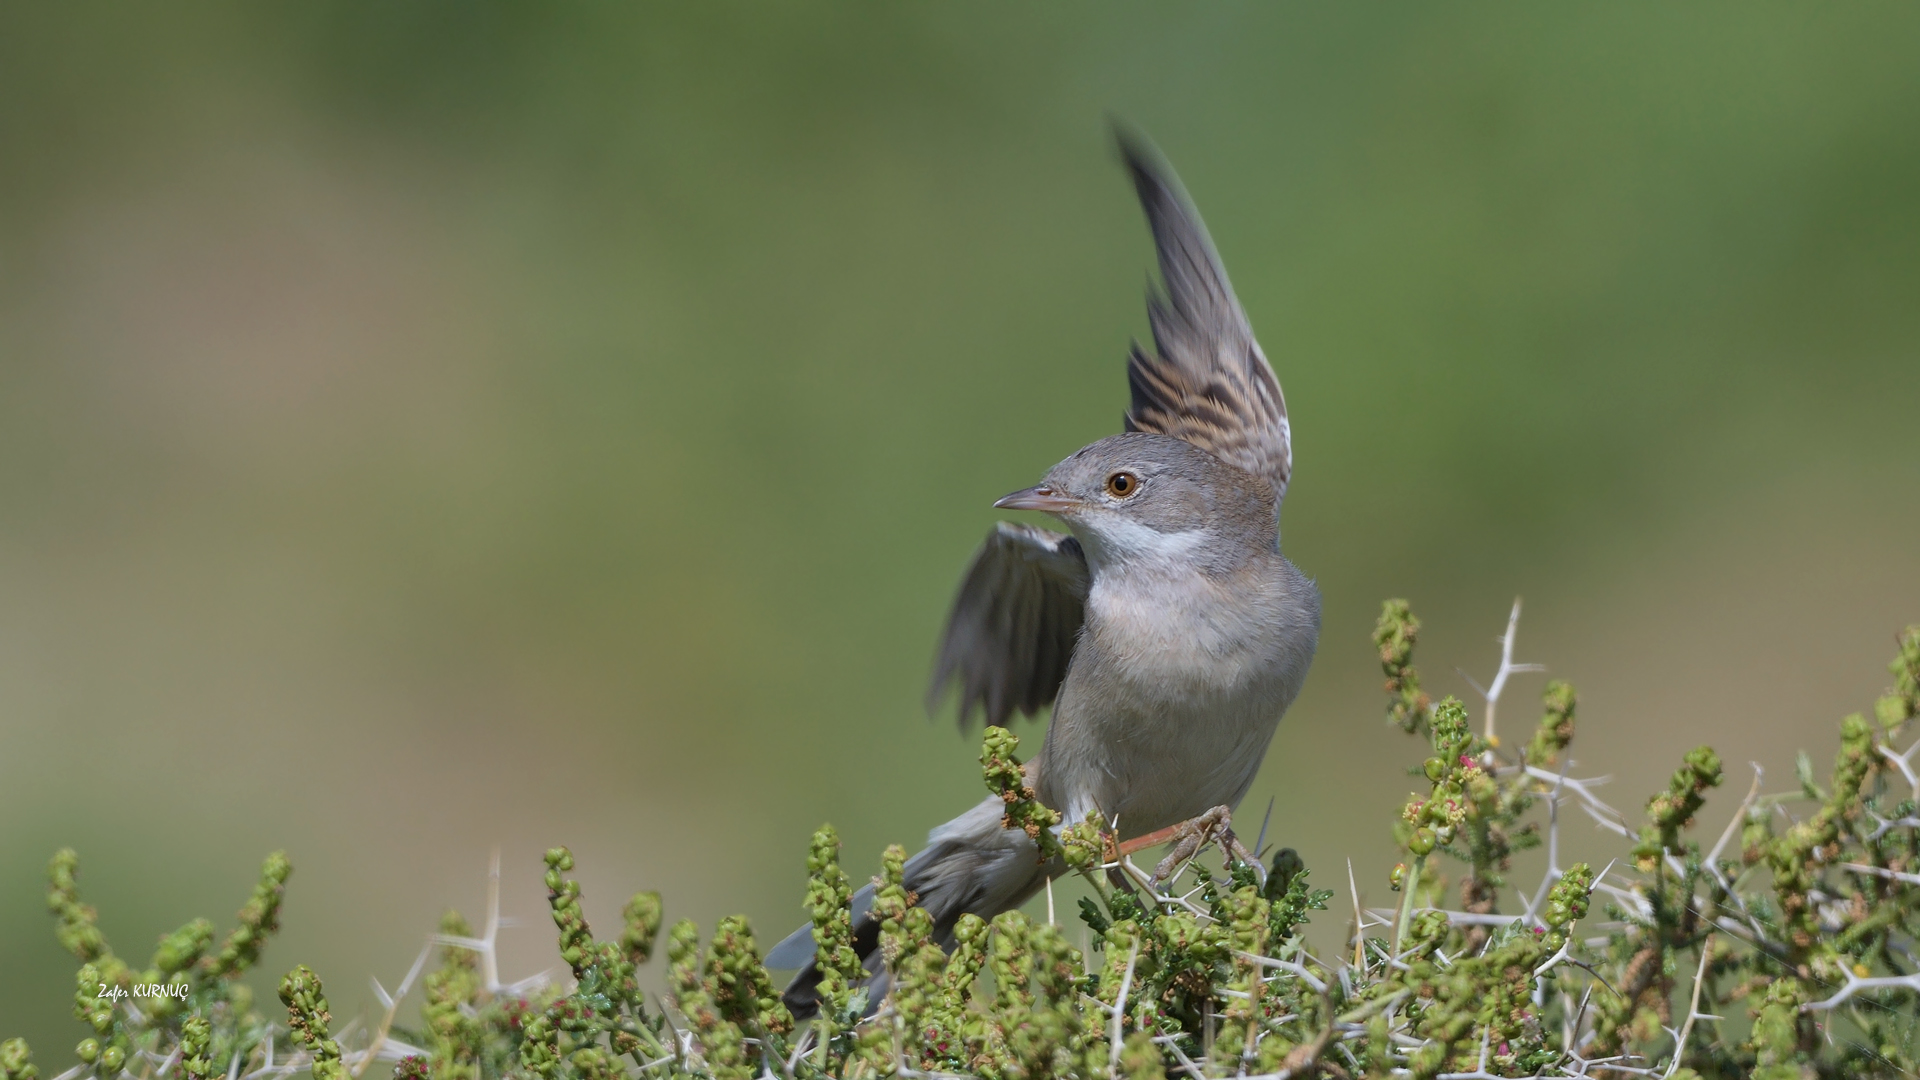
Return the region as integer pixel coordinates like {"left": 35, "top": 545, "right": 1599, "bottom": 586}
{"left": 1457, "top": 668, "right": 1489, "bottom": 699}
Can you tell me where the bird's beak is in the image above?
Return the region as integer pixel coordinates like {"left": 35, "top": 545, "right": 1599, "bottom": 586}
{"left": 993, "top": 485, "right": 1082, "bottom": 513}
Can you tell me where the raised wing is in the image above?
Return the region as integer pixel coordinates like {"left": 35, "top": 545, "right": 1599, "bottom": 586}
{"left": 1119, "top": 132, "right": 1293, "bottom": 501}
{"left": 927, "top": 522, "right": 1090, "bottom": 729}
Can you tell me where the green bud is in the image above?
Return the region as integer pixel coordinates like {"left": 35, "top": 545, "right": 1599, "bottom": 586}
{"left": 0, "top": 1041, "right": 37, "bottom": 1080}
{"left": 0, "top": 1037, "right": 35, "bottom": 1080}
{"left": 1527, "top": 680, "right": 1578, "bottom": 767}
{"left": 621, "top": 891, "right": 663, "bottom": 967}
{"left": 208, "top": 851, "right": 292, "bottom": 980}
{"left": 152, "top": 918, "right": 214, "bottom": 976}
{"left": 1375, "top": 599, "right": 1430, "bottom": 733}
{"left": 179, "top": 1016, "right": 213, "bottom": 1080}
{"left": 1430, "top": 697, "right": 1470, "bottom": 757}
{"left": 1059, "top": 814, "right": 1106, "bottom": 872}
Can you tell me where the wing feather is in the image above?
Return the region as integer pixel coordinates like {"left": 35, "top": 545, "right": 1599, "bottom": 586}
{"left": 927, "top": 522, "right": 1090, "bottom": 729}
{"left": 1118, "top": 132, "right": 1293, "bottom": 500}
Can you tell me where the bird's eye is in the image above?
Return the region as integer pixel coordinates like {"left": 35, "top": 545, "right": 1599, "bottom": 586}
{"left": 1105, "top": 472, "right": 1138, "bottom": 498}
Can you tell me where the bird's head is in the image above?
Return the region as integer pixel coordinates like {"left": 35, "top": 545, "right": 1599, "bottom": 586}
{"left": 994, "top": 432, "right": 1277, "bottom": 573}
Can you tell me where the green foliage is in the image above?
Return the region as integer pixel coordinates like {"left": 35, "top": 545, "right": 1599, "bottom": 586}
{"left": 9, "top": 609, "right": 1920, "bottom": 1078}
{"left": 421, "top": 911, "right": 486, "bottom": 1080}
{"left": 0, "top": 1039, "right": 36, "bottom": 1080}
{"left": 1373, "top": 599, "right": 1431, "bottom": 735}
{"left": 1632, "top": 745, "right": 1724, "bottom": 872}
{"left": 37, "top": 850, "right": 288, "bottom": 1080}
{"left": 1526, "top": 680, "right": 1577, "bottom": 769}
{"left": 278, "top": 966, "right": 348, "bottom": 1080}
{"left": 981, "top": 726, "right": 1063, "bottom": 859}
{"left": 1876, "top": 626, "right": 1920, "bottom": 731}
{"left": 802, "top": 826, "right": 866, "bottom": 1065}
{"left": 212, "top": 851, "right": 292, "bottom": 980}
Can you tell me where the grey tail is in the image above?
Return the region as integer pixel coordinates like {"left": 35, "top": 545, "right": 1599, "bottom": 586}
{"left": 773, "top": 794, "right": 1055, "bottom": 1019}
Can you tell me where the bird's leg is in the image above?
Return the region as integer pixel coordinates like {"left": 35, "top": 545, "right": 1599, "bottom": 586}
{"left": 1117, "top": 805, "right": 1256, "bottom": 882}
{"left": 1089, "top": 804, "right": 1138, "bottom": 895}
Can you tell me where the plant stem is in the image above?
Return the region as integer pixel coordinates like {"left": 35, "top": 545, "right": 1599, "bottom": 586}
{"left": 1394, "top": 855, "right": 1427, "bottom": 956}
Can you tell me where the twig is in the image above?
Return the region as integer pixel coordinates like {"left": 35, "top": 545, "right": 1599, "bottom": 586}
{"left": 1347, "top": 859, "right": 1367, "bottom": 970}
{"left": 483, "top": 846, "right": 502, "bottom": 993}
{"left": 1878, "top": 740, "right": 1920, "bottom": 803}
{"left": 1705, "top": 766, "right": 1764, "bottom": 868}
{"left": 1802, "top": 969, "right": 1920, "bottom": 1012}
{"left": 1842, "top": 862, "right": 1920, "bottom": 886}
{"left": 1662, "top": 943, "right": 1714, "bottom": 1078}
{"left": 1109, "top": 940, "right": 1140, "bottom": 1077}
{"left": 1151, "top": 1035, "right": 1209, "bottom": 1080}
{"left": 1467, "top": 598, "right": 1547, "bottom": 748}
{"left": 354, "top": 938, "right": 437, "bottom": 1077}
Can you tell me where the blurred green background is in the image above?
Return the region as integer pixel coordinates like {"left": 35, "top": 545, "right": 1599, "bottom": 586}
{"left": 3, "top": 1, "right": 1919, "bottom": 1050}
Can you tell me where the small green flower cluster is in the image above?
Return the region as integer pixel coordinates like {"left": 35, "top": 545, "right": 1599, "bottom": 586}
{"left": 981, "top": 726, "right": 1063, "bottom": 859}
{"left": 515, "top": 848, "right": 685, "bottom": 1080}
{"left": 279, "top": 966, "right": 348, "bottom": 1080}
{"left": 27, "top": 850, "right": 290, "bottom": 1080}
{"left": 1369, "top": 603, "right": 1920, "bottom": 1078}
{"left": 6, "top": 609, "right": 1920, "bottom": 1079}
{"left": 1372, "top": 598, "right": 1430, "bottom": 736}
{"left": 842, "top": 838, "right": 1096, "bottom": 1080}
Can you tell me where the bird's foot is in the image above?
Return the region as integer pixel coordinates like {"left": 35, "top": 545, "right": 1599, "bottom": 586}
{"left": 1116, "top": 805, "right": 1256, "bottom": 883}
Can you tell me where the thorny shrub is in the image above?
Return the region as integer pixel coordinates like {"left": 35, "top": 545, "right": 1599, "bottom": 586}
{"left": 7, "top": 602, "right": 1920, "bottom": 1079}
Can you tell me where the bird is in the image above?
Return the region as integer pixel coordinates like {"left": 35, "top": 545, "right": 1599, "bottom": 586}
{"left": 767, "top": 130, "right": 1321, "bottom": 1017}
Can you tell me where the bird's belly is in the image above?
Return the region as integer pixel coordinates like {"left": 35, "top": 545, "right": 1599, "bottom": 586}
{"left": 1039, "top": 585, "right": 1307, "bottom": 837}
{"left": 1063, "top": 693, "right": 1282, "bottom": 836}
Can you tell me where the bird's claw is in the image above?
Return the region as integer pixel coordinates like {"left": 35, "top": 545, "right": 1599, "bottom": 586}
{"left": 1147, "top": 805, "right": 1255, "bottom": 883}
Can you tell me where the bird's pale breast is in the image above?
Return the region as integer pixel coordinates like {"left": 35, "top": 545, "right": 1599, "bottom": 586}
{"left": 1036, "top": 556, "right": 1317, "bottom": 837}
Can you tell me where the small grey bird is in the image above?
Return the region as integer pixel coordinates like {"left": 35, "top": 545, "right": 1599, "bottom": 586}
{"left": 769, "top": 132, "right": 1320, "bottom": 1014}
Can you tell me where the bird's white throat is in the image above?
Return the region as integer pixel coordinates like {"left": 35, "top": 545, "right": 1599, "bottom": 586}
{"left": 1073, "top": 516, "right": 1208, "bottom": 572}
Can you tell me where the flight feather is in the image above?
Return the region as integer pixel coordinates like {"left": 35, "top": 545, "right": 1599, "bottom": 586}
{"left": 1118, "top": 133, "right": 1293, "bottom": 500}
{"left": 927, "top": 522, "right": 1089, "bottom": 728}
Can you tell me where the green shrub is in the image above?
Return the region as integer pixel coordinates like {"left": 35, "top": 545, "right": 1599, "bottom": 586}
{"left": 10, "top": 602, "right": 1920, "bottom": 1079}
